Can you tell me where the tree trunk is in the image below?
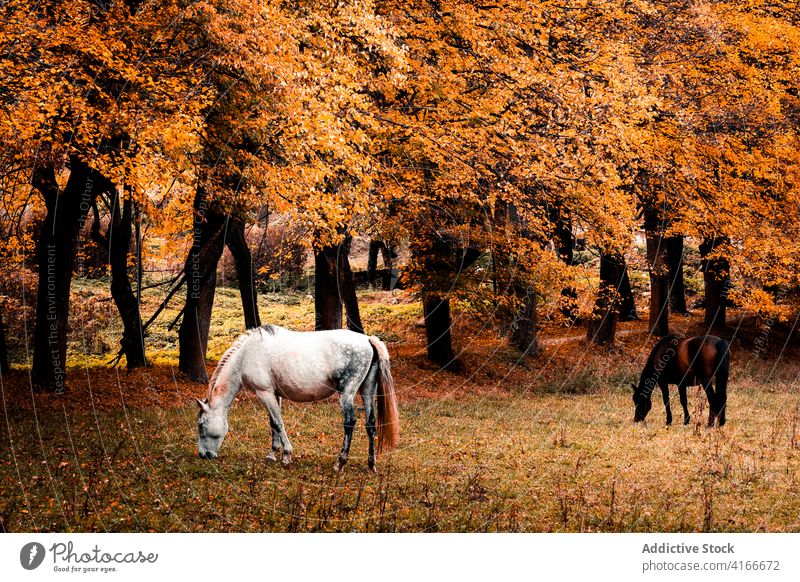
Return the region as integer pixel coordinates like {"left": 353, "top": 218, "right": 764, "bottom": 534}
{"left": 315, "top": 237, "right": 362, "bottom": 332}
{"left": 135, "top": 205, "right": 143, "bottom": 309}
{"left": 423, "top": 294, "right": 454, "bottom": 365}
{"left": 367, "top": 240, "right": 396, "bottom": 290}
{"left": 178, "top": 188, "right": 227, "bottom": 382}
{"left": 31, "top": 158, "right": 104, "bottom": 392}
{"left": 552, "top": 211, "right": 579, "bottom": 324}
{"left": 0, "top": 308, "right": 9, "bottom": 377}
{"left": 89, "top": 187, "right": 148, "bottom": 368}
{"left": 554, "top": 219, "right": 574, "bottom": 267}
{"left": 339, "top": 237, "right": 363, "bottom": 333}
{"left": 380, "top": 243, "right": 395, "bottom": 270}
{"left": 226, "top": 218, "right": 260, "bottom": 329}
{"left": 666, "top": 235, "right": 688, "bottom": 314}
{"left": 367, "top": 240, "right": 381, "bottom": 286}
{"left": 644, "top": 211, "right": 670, "bottom": 337}
{"left": 107, "top": 192, "right": 147, "bottom": 368}
{"left": 495, "top": 197, "right": 539, "bottom": 355}
{"left": 701, "top": 236, "right": 729, "bottom": 329}
{"left": 511, "top": 284, "right": 538, "bottom": 356}
{"left": 315, "top": 243, "right": 343, "bottom": 330}
{"left": 588, "top": 253, "right": 625, "bottom": 346}
{"left": 619, "top": 261, "right": 638, "bottom": 321}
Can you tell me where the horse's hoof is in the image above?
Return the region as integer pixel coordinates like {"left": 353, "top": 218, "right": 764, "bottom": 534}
{"left": 281, "top": 453, "right": 292, "bottom": 466}
{"left": 334, "top": 457, "right": 347, "bottom": 472}
{"left": 266, "top": 451, "right": 278, "bottom": 462}
{"left": 683, "top": 417, "right": 691, "bottom": 426}
{"left": 368, "top": 465, "right": 377, "bottom": 474}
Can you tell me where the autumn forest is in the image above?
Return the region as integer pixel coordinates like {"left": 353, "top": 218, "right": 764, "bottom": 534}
{"left": 2, "top": 0, "right": 800, "bottom": 533}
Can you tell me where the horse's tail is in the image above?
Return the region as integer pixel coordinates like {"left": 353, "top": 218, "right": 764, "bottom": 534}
{"left": 369, "top": 336, "right": 399, "bottom": 452}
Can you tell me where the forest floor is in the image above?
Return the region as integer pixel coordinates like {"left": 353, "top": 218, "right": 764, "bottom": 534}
{"left": 2, "top": 286, "right": 800, "bottom": 532}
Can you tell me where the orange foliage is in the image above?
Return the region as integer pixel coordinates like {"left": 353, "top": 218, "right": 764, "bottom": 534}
{"left": 1, "top": 0, "right": 799, "bottom": 330}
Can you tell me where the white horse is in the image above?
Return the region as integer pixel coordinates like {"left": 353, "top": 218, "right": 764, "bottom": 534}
{"left": 195, "top": 324, "right": 399, "bottom": 472}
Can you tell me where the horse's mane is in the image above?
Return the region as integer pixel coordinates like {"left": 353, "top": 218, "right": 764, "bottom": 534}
{"left": 207, "top": 325, "right": 279, "bottom": 398}
{"left": 261, "top": 324, "right": 279, "bottom": 335}
{"left": 643, "top": 334, "right": 682, "bottom": 374}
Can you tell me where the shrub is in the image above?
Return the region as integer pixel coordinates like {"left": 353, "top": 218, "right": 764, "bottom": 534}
{"left": 68, "top": 287, "right": 118, "bottom": 355}
{"left": 218, "top": 217, "right": 309, "bottom": 291}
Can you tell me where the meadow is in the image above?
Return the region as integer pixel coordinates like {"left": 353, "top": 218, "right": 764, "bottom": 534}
{"left": 2, "top": 286, "right": 800, "bottom": 532}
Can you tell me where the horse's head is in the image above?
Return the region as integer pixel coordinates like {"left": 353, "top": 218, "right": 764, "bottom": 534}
{"left": 195, "top": 398, "right": 228, "bottom": 459}
{"left": 631, "top": 382, "right": 652, "bottom": 422}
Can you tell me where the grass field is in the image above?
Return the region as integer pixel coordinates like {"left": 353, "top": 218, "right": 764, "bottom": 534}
{"left": 2, "top": 286, "right": 800, "bottom": 532}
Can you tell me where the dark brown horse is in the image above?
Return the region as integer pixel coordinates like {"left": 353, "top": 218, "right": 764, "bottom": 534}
{"left": 632, "top": 335, "right": 730, "bottom": 426}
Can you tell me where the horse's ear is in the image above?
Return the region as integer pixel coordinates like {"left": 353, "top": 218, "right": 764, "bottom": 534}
{"left": 194, "top": 398, "right": 210, "bottom": 413}
{"left": 630, "top": 383, "right": 637, "bottom": 393}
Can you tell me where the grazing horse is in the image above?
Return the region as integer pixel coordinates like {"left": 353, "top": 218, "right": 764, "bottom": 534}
{"left": 195, "top": 325, "right": 399, "bottom": 472}
{"left": 632, "top": 334, "right": 730, "bottom": 427}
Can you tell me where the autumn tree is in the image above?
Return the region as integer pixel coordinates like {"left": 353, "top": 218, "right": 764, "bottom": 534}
{"left": 368, "top": 1, "right": 651, "bottom": 361}
{"left": 164, "top": 1, "right": 408, "bottom": 378}
{"left": 90, "top": 186, "right": 148, "bottom": 368}
{"left": 1, "top": 0, "right": 208, "bottom": 388}
{"left": 626, "top": 0, "right": 800, "bottom": 328}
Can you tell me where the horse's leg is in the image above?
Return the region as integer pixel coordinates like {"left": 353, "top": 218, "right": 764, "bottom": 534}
{"left": 256, "top": 390, "right": 293, "bottom": 464}
{"left": 360, "top": 365, "right": 379, "bottom": 472}
{"left": 267, "top": 396, "right": 285, "bottom": 459}
{"left": 334, "top": 391, "right": 357, "bottom": 472}
{"left": 716, "top": 377, "right": 727, "bottom": 427}
{"left": 678, "top": 382, "right": 690, "bottom": 425}
{"left": 701, "top": 378, "right": 716, "bottom": 427}
{"left": 660, "top": 382, "right": 672, "bottom": 426}
{"left": 266, "top": 413, "right": 282, "bottom": 462}
{"left": 333, "top": 348, "right": 374, "bottom": 472}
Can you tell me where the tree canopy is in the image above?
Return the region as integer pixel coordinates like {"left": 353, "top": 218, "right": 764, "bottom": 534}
{"left": 2, "top": 0, "right": 800, "bottom": 383}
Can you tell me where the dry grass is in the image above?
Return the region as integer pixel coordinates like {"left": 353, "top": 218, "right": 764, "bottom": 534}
{"left": 2, "top": 286, "right": 800, "bottom": 532}
{"left": 3, "top": 380, "right": 800, "bottom": 532}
